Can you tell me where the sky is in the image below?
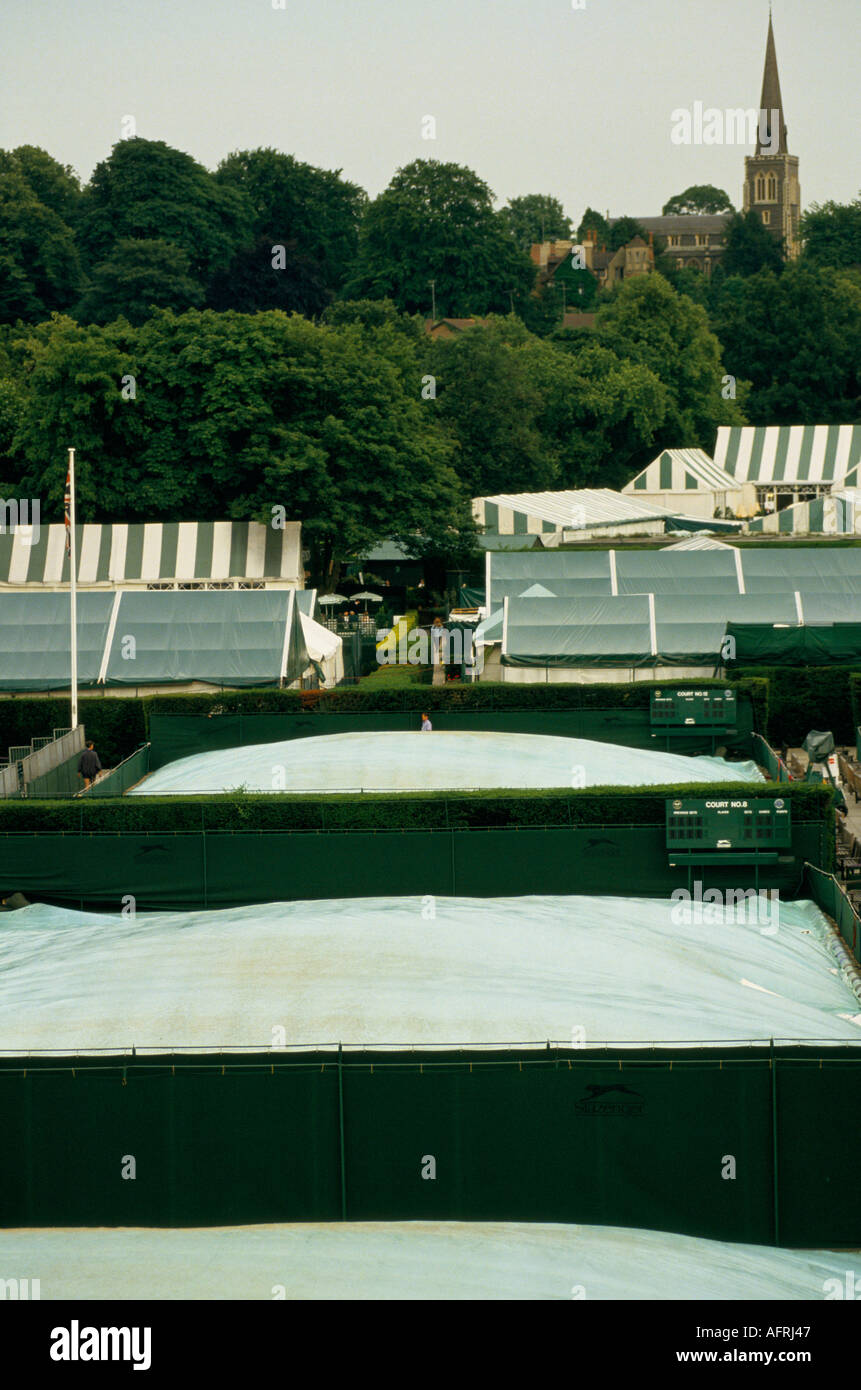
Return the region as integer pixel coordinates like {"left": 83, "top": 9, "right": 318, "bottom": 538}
{"left": 2, "top": 0, "right": 858, "bottom": 221}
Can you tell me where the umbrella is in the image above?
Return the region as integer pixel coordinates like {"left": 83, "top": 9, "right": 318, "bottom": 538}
{"left": 318, "top": 593, "right": 348, "bottom": 605}
{"left": 352, "top": 590, "right": 382, "bottom": 613}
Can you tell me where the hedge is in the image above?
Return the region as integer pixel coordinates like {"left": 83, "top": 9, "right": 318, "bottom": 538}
{"left": 140, "top": 676, "right": 769, "bottom": 722}
{"left": 0, "top": 678, "right": 771, "bottom": 761}
{"left": 0, "top": 780, "right": 831, "bottom": 836}
{"left": 0, "top": 697, "right": 146, "bottom": 766}
{"left": 732, "top": 667, "right": 859, "bottom": 747}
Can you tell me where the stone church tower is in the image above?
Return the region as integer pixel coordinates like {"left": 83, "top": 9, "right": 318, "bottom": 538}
{"left": 743, "top": 11, "right": 801, "bottom": 258}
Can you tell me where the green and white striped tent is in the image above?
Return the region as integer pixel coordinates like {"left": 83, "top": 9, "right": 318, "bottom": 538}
{"left": 0, "top": 521, "right": 302, "bottom": 589}
{"left": 746, "top": 490, "right": 861, "bottom": 535}
{"left": 715, "top": 425, "right": 861, "bottom": 487}
{"left": 472, "top": 489, "right": 740, "bottom": 539}
{"left": 624, "top": 448, "right": 741, "bottom": 495}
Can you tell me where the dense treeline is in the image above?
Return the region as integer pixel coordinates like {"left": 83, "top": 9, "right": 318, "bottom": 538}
{"left": 0, "top": 139, "right": 858, "bottom": 576}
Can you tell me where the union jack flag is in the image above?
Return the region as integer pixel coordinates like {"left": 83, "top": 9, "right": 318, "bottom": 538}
{"left": 64, "top": 466, "right": 71, "bottom": 556}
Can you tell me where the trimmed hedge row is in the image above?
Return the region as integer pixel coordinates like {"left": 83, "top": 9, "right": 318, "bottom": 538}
{"left": 0, "top": 781, "right": 831, "bottom": 835}
{"left": 0, "top": 697, "right": 146, "bottom": 767}
{"left": 733, "top": 667, "right": 859, "bottom": 747}
{"left": 141, "top": 677, "right": 769, "bottom": 722}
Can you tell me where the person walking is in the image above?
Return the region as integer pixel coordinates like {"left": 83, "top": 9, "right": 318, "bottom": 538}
{"left": 421, "top": 713, "right": 433, "bottom": 732}
{"left": 78, "top": 740, "right": 102, "bottom": 790}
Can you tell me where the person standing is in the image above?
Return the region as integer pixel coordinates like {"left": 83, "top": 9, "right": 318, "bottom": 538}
{"left": 421, "top": 713, "right": 433, "bottom": 732}
{"left": 78, "top": 740, "right": 102, "bottom": 789}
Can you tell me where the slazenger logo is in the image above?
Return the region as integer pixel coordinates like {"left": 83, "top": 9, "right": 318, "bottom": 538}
{"left": 575, "top": 1083, "right": 646, "bottom": 1117}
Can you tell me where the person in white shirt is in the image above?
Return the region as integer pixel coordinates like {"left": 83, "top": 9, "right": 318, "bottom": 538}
{"left": 421, "top": 714, "right": 432, "bottom": 731}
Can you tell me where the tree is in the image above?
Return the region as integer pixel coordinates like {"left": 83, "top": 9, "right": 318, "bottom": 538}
{"left": 721, "top": 211, "right": 784, "bottom": 277}
{"left": 662, "top": 185, "right": 733, "bottom": 216}
{"left": 800, "top": 195, "right": 861, "bottom": 270}
{"left": 213, "top": 148, "right": 366, "bottom": 305}
{"left": 11, "top": 316, "right": 145, "bottom": 517}
{"left": 431, "top": 317, "right": 559, "bottom": 495}
{"left": 552, "top": 253, "right": 598, "bottom": 310}
{"left": 75, "top": 239, "right": 205, "bottom": 324}
{"left": 607, "top": 217, "right": 650, "bottom": 252}
{"left": 710, "top": 264, "right": 861, "bottom": 423}
{"left": 344, "top": 160, "right": 536, "bottom": 317}
{"left": 11, "top": 308, "right": 471, "bottom": 582}
{"left": 576, "top": 207, "right": 610, "bottom": 245}
{"left": 499, "top": 194, "right": 571, "bottom": 251}
{"left": 208, "top": 234, "right": 330, "bottom": 316}
{"left": 77, "top": 139, "right": 250, "bottom": 290}
{"left": 0, "top": 146, "right": 81, "bottom": 222}
{"left": 594, "top": 273, "right": 746, "bottom": 446}
{"left": 529, "top": 334, "right": 669, "bottom": 489}
{"left": 0, "top": 167, "right": 83, "bottom": 322}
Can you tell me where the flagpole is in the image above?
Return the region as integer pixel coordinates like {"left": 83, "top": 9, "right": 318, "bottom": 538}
{"left": 67, "top": 447, "right": 78, "bottom": 731}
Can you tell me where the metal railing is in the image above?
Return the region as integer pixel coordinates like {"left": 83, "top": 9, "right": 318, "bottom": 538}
{"left": 0, "top": 726, "right": 85, "bottom": 799}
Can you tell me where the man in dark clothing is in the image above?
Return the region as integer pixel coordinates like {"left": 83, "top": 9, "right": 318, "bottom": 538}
{"left": 78, "top": 741, "right": 102, "bottom": 789}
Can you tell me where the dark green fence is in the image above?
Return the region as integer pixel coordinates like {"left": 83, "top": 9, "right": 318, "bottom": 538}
{"left": 85, "top": 744, "right": 151, "bottom": 798}
{"left": 0, "top": 819, "right": 826, "bottom": 909}
{"left": 1, "top": 1045, "right": 857, "bottom": 1246}
{"left": 804, "top": 863, "right": 861, "bottom": 966}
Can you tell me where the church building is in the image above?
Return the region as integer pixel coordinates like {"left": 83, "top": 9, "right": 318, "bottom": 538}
{"left": 742, "top": 10, "right": 801, "bottom": 257}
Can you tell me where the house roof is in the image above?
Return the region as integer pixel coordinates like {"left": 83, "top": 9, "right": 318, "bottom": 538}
{"left": 614, "top": 216, "right": 731, "bottom": 235}
{"left": 424, "top": 317, "right": 490, "bottom": 336}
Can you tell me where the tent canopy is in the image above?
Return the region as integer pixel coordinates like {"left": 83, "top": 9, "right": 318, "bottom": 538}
{"left": 0, "top": 589, "right": 310, "bottom": 691}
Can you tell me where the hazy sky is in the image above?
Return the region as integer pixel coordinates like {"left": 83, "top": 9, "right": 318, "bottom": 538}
{"left": 2, "top": 0, "right": 858, "bottom": 219}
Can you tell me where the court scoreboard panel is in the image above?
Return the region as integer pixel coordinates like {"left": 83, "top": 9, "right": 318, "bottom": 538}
{"left": 650, "top": 687, "right": 737, "bottom": 728}
{"left": 666, "top": 796, "right": 791, "bottom": 851}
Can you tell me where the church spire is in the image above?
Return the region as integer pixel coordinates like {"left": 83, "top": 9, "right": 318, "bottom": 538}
{"left": 756, "top": 10, "right": 788, "bottom": 155}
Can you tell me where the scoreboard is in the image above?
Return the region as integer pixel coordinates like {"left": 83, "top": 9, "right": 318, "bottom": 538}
{"left": 666, "top": 796, "right": 792, "bottom": 853}
{"left": 651, "top": 686, "right": 737, "bottom": 729}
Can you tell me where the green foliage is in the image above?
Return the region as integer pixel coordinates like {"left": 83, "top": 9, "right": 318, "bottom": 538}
{"left": 431, "top": 316, "right": 558, "bottom": 494}
{"left": 77, "top": 138, "right": 249, "bottom": 288}
{"left": 0, "top": 779, "right": 829, "bottom": 835}
{"left": 500, "top": 194, "right": 571, "bottom": 251}
{"left": 140, "top": 676, "right": 767, "bottom": 720}
{"left": 75, "top": 239, "right": 205, "bottom": 324}
{"left": 594, "top": 274, "right": 746, "bottom": 449}
{"left": 721, "top": 211, "right": 784, "bottom": 277}
{"left": 733, "top": 668, "right": 859, "bottom": 747}
{"left": 607, "top": 217, "right": 649, "bottom": 252}
{"left": 800, "top": 195, "right": 861, "bottom": 270}
{"left": 1, "top": 146, "right": 81, "bottom": 222}
{"left": 344, "top": 159, "right": 536, "bottom": 317}
{"left": 0, "top": 696, "right": 146, "bottom": 766}
{"left": 711, "top": 264, "right": 861, "bottom": 423}
{"left": 662, "top": 186, "right": 734, "bottom": 216}
{"left": 432, "top": 314, "right": 669, "bottom": 494}
{"left": 575, "top": 208, "right": 610, "bottom": 245}
{"left": 212, "top": 148, "right": 366, "bottom": 311}
{"left": 0, "top": 165, "right": 83, "bottom": 322}
{"left": 11, "top": 308, "right": 471, "bottom": 576}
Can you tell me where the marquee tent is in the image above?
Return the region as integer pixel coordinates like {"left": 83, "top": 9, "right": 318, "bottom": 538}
{"left": 0, "top": 589, "right": 312, "bottom": 692}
